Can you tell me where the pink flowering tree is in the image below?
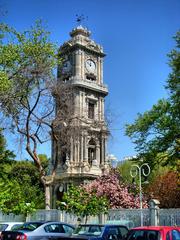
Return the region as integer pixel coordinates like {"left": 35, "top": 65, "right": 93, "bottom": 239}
{"left": 84, "top": 169, "right": 148, "bottom": 209}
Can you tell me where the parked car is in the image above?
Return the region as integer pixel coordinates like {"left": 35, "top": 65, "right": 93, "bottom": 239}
{"left": 0, "top": 222, "right": 24, "bottom": 232}
{"left": 106, "top": 220, "right": 134, "bottom": 229}
{"left": 72, "top": 223, "right": 129, "bottom": 240}
{"left": 0, "top": 222, "right": 24, "bottom": 238}
{"left": 1, "top": 221, "right": 75, "bottom": 240}
{"left": 125, "top": 226, "right": 180, "bottom": 240}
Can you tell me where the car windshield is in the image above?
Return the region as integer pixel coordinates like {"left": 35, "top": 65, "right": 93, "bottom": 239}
{"left": 11, "top": 224, "right": 24, "bottom": 231}
{"left": 73, "top": 225, "right": 104, "bottom": 236}
{"left": 17, "top": 222, "right": 44, "bottom": 231}
{"left": 127, "top": 230, "right": 161, "bottom": 240}
{"left": 0, "top": 224, "right": 8, "bottom": 231}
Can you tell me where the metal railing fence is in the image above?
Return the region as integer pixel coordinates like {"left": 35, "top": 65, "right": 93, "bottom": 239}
{"left": 0, "top": 207, "right": 180, "bottom": 227}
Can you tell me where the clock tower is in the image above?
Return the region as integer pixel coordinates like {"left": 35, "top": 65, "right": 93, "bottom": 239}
{"left": 51, "top": 25, "right": 109, "bottom": 207}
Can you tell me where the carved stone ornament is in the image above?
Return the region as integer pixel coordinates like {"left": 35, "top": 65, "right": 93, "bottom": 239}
{"left": 84, "top": 165, "right": 90, "bottom": 172}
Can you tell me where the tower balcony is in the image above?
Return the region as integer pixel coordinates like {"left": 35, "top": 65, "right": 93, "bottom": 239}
{"left": 69, "top": 76, "right": 108, "bottom": 95}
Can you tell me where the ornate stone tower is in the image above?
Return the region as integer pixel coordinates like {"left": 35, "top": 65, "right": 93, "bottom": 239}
{"left": 51, "top": 25, "right": 109, "bottom": 207}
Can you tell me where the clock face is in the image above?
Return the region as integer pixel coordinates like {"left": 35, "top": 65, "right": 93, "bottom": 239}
{"left": 62, "top": 60, "right": 72, "bottom": 73}
{"left": 85, "top": 59, "right": 96, "bottom": 73}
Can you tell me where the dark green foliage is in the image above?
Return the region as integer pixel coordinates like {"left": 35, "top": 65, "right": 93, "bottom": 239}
{"left": 0, "top": 128, "right": 45, "bottom": 214}
{"left": 0, "top": 160, "right": 45, "bottom": 214}
{"left": 0, "top": 180, "right": 36, "bottom": 216}
{"left": 9, "top": 160, "right": 45, "bottom": 208}
{"left": 0, "top": 128, "right": 15, "bottom": 164}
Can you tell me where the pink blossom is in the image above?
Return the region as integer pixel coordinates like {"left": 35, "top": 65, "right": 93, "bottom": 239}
{"left": 83, "top": 170, "right": 148, "bottom": 209}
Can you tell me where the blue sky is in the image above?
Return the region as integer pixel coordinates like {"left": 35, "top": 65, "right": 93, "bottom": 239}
{"left": 1, "top": 0, "right": 180, "bottom": 161}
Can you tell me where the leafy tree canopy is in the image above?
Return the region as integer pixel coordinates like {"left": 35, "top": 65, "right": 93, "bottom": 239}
{"left": 57, "top": 184, "right": 108, "bottom": 223}
{"left": 0, "top": 130, "right": 45, "bottom": 214}
{"left": 125, "top": 31, "right": 180, "bottom": 170}
{"left": 0, "top": 20, "right": 59, "bottom": 208}
{"left": 117, "top": 159, "right": 137, "bottom": 185}
{"left": 0, "top": 128, "right": 15, "bottom": 164}
{"left": 0, "top": 179, "right": 36, "bottom": 216}
{"left": 0, "top": 160, "right": 45, "bottom": 214}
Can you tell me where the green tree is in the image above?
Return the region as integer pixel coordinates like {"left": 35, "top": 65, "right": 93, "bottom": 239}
{"left": 0, "top": 180, "right": 36, "bottom": 217}
{"left": 0, "top": 128, "right": 16, "bottom": 183}
{"left": 0, "top": 159, "right": 45, "bottom": 214}
{"left": 57, "top": 185, "right": 108, "bottom": 223}
{"left": 125, "top": 31, "right": 180, "bottom": 170}
{"left": 117, "top": 159, "right": 137, "bottom": 184}
{"left": 9, "top": 160, "right": 45, "bottom": 209}
{"left": 0, "top": 21, "right": 60, "bottom": 209}
{"left": 0, "top": 128, "right": 15, "bottom": 164}
{"left": 38, "top": 154, "right": 49, "bottom": 173}
{"left": 0, "top": 128, "right": 45, "bottom": 213}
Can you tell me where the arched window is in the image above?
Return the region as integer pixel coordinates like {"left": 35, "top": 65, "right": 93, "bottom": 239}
{"left": 61, "top": 151, "right": 66, "bottom": 164}
{"left": 88, "top": 102, "right": 95, "bottom": 119}
{"left": 88, "top": 139, "right": 96, "bottom": 166}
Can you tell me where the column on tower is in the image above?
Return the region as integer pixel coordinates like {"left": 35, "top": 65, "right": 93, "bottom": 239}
{"left": 84, "top": 132, "right": 88, "bottom": 163}
{"left": 73, "top": 141, "right": 75, "bottom": 164}
{"left": 97, "top": 97, "right": 100, "bottom": 121}
{"left": 79, "top": 92, "right": 84, "bottom": 118}
{"left": 100, "top": 58, "right": 103, "bottom": 83}
{"left": 70, "top": 136, "right": 73, "bottom": 163}
{"left": 97, "top": 56, "right": 101, "bottom": 84}
{"left": 74, "top": 139, "right": 77, "bottom": 166}
{"left": 72, "top": 53, "right": 76, "bottom": 76}
{"left": 79, "top": 92, "right": 81, "bottom": 117}
{"left": 100, "top": 134, "right": 107, "bottom": 166}
{"left": 77, "top": 138, "right": 80, "bottom": 164}
{"left": 81, "top": 51, "right": 85, "bottom": 78}
{"left": 80, "top": 133, "right": 84, "bottom": 164}
{"left": 94, "top": 101, "right": 97, "bottom": 121}
{"left": 101, "top": 98, "right": 105, "bottom": 121}
{"left": 100, "top": 136, "right": 104, "bottom": 165}
{"left": 75, "top": 49, "right": 81, "bottom": 77}
{"left": 74, "top": 90, "right": 79, "bottom": 117}
{"left": 98, "top": 98, "right": 100, "bottom": 121}
{"left": 100, "top": 97, "right": 103, "bottom": 121}
{"left": 104, "top": 136, "right": 108, "bottom": 165}
{"left": 81, "top": 92, "right": 84, "bottom": 118}
{"left": 96, "top": 142, "right": 100, "bottom": 166}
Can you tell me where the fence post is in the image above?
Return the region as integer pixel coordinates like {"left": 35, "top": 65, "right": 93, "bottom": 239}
{"left": 98, "top": 213, "right": 107, "bottom": 224}
{"left": 149, "top": 199, "right": 160, "bottom": 226}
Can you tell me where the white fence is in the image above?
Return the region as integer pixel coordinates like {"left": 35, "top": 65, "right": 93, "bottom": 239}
{"left": 28, "top": 207, "right": 180, "bottom": 227}
{"left": 159, "top": 209, "right": 180, "bottom": 226}
{"left": 107, "top": 209, "right": 150, "bottom": 228}
{"left": 0, "top": 211, "right": 24, "bottom": 222}
{"left": 1, "top": 205, "right": 180, "bottom": 227}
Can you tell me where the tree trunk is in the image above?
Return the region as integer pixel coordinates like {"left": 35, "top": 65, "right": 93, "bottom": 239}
{"left": 45, "top": 184, "right": 51, "bottom": 210}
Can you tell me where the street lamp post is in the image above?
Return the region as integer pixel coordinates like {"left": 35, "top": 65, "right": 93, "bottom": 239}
{"left": 130, "top": 163, "right": 151, "bottom": 226}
